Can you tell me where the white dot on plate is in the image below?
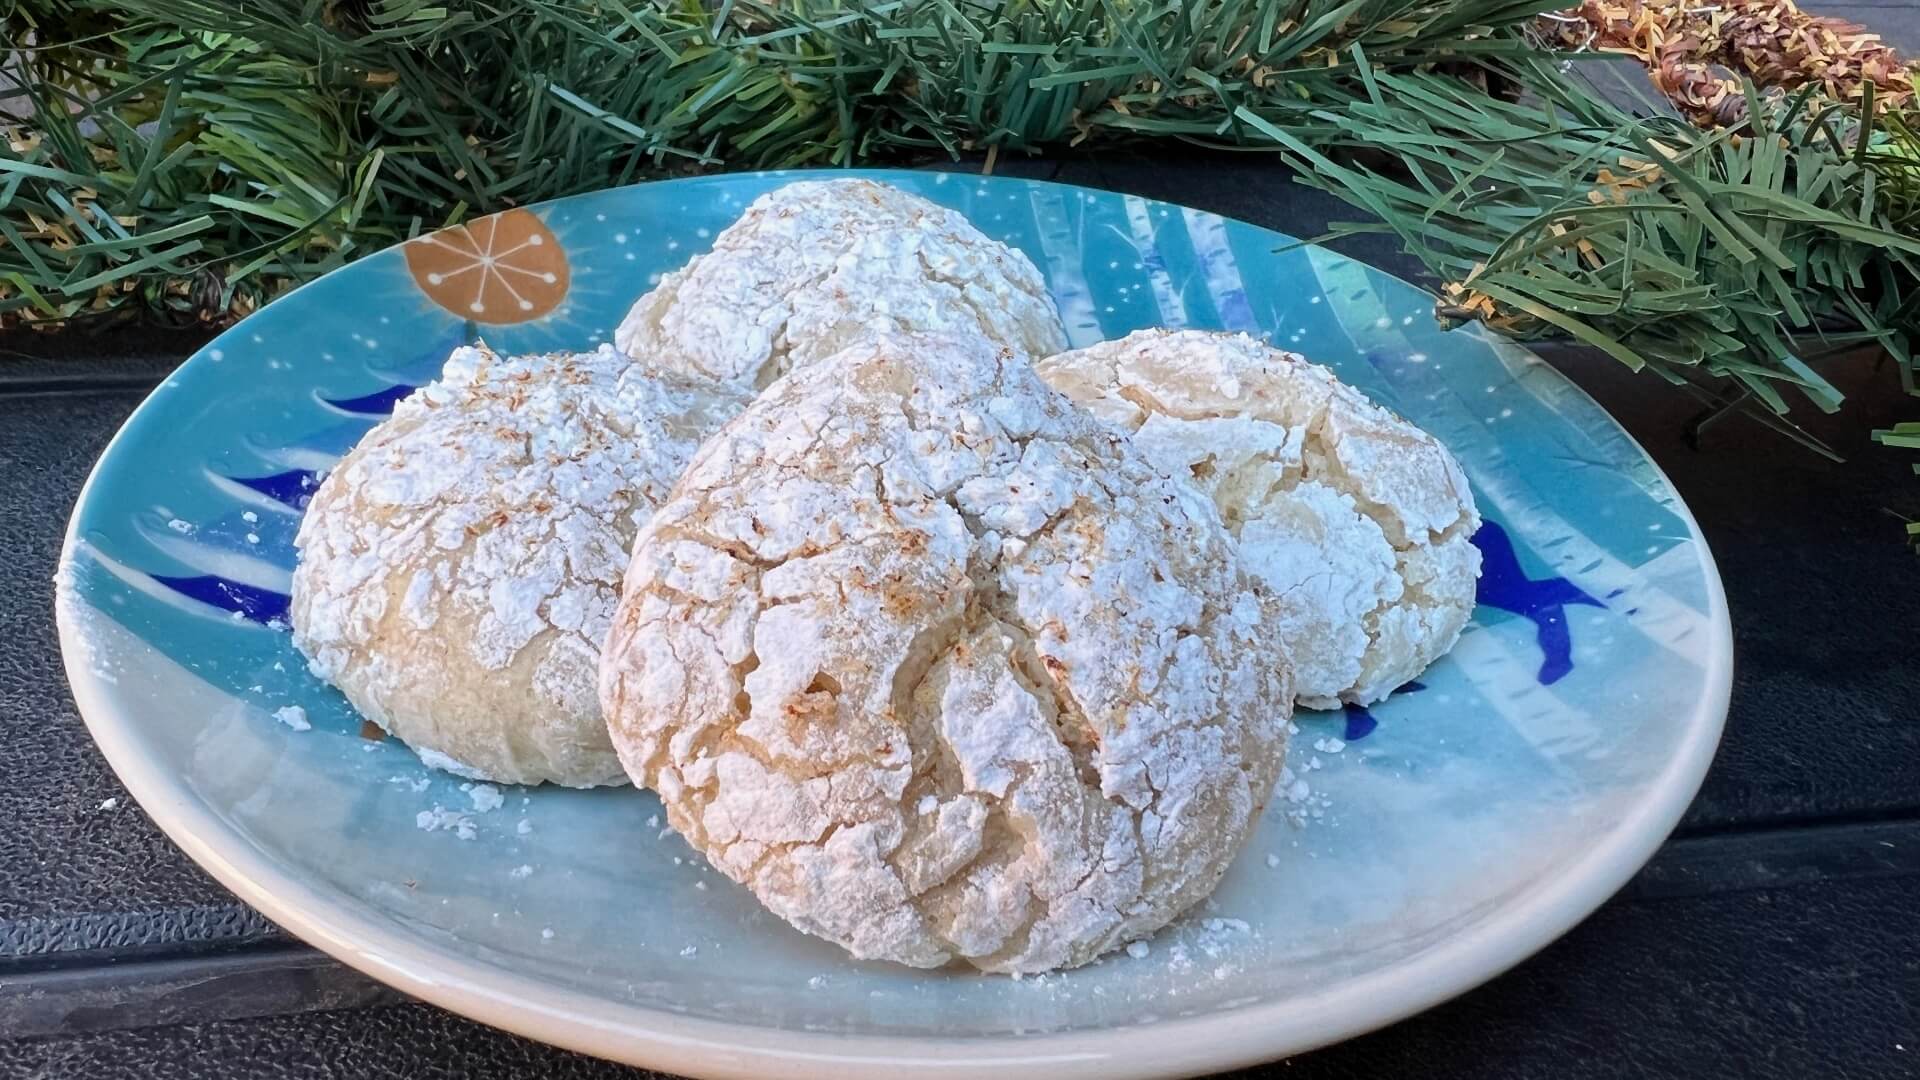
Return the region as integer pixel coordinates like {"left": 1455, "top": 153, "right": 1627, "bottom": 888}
{"left": 1373, "top": 317, "right": 1391, "bottom": 329}
{"left": 614, "top": 234, "right": 627, "bottom": 244}
{"left": 1408, "top": 352, "right": 1428, "bottom": 363}
{"left": 208, "top": 349, "right": 224, "bottom": 361}
{"left": 1310, "top": 296, "right": 1322, "bottom": 304}
{"left": 1500, "top": 408, "right": 1513, "bottom": 418}
{"left": 696, "top": 227, "right": 711, "bottom": 238}
{"left": 1402, "top": 315, "right": 1415, "bottom": 325}
{"left": 470, "top": 302, "right": 485, "bottom": 312}
{"left": 595, "top": 213, "right": 606, "bottom": 221}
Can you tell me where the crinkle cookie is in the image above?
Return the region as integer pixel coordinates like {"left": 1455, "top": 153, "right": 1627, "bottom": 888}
{"left": 614, "top": 179, "right": 1067, "bottom": 392}
{"left": 598, "top": 332, "right": 1290, "bottom": 972}
{"left": 291, "top": 343, "right": 739, "bottom": 787}
{"left": 1037, "top": 328, "right": 1481, "bottom": 709}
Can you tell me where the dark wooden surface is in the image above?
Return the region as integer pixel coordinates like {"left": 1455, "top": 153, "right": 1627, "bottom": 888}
{"left": 4, "top": 139, "right": 1920, "bottom": 1080}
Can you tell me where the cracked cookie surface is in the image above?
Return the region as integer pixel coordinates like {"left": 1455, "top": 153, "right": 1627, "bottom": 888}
{"left": 598, "top": 332, "right": 1290, "bottom": 972}
{"left": 614, "top": 179, "right": 1068, "bottom": 392}
{"left": 1038, "top": 329, "right": 1481, "bottom": 709}
{"left": 291, "top": 343, "right": 740, "bottom": 787}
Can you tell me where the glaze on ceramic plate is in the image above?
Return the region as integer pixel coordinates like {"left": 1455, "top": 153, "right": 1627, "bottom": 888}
{"left": 56, "top": 170, "right": 1730, "bottom": 1080}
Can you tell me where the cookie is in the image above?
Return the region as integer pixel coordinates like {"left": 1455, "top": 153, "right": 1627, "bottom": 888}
{"left": 615, "top": 179, "right": 1067, "bottom": 391}
{"left": 291, "top": 344, "right": 739, "bottom": 786}
{"left": 598, "top": 332, "right": 1290, "bottom": 971}
{"left": 1038, "top": 328, "right": 1481, "bottom": 708}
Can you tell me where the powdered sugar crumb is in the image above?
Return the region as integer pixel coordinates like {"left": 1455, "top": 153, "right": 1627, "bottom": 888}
{"left": 467, "top": 784, "right": 504, "bottom": 813}
{"left": 413, "top": 747, "right": 492, "bottom": 781}
{"left": 415, "top": 805, "right": 476, "bottom": 840}
{"left": 272, "top": 705, "right": 310, "bottom": 731}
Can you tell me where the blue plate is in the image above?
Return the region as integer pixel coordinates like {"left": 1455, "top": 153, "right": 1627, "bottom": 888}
{"left": 56, "top": 170, "right": 1730, "bottom": 1079}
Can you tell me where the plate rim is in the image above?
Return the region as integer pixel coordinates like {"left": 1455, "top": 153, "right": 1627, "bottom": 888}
{"left": 56, "top": 168, "right": 1733, "bottom": 1080}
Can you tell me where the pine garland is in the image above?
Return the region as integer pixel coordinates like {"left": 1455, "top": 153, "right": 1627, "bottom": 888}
{"left": 1260, "top": 54, "right": 1918, "bottom": 436}
{"left": 1, "top": 0, "right": 1557, "bottom": 327}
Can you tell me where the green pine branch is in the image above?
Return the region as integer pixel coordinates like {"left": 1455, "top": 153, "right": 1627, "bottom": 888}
{"left": 1250, "top": 53, "right": 1918, "bottom": 425}
{"left": 1, "top": 0, "right": 1561, "bottom": 325}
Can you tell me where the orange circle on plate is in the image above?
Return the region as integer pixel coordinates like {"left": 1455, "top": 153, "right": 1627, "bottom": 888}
{"left": 403, "top": 209, "right": 570, "bottom": 324}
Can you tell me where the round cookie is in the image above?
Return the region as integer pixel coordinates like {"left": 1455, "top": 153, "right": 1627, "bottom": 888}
{"left": 614, "top": 178, "right": 1068, "bottom": 392}
{"left": 291, "top": 343, "right": 739, "bottom": 787}
{"left": 598, "top": 332, "right": 1290, "bottom": 973}
{"left": 1037, "top": 329, "right": 1481, "bottom": 710}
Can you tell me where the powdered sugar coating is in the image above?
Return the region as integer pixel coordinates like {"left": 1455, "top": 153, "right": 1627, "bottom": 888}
{"left": 598, "top": 332, "right": 1291, "bottom": 973}
{"left": 1037, "top": 329, "right": 1481, "bottom": 709}
{"left": 291, "top": 343, "right": 740, "bottom": 787}
{"left": 614, "top": 179, "right": 1068, "bottom": 391}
